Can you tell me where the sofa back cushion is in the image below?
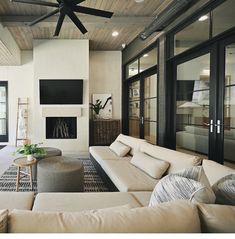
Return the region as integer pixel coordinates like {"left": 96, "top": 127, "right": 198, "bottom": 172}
{"left": 8, "top": 200, "right": 200, "bottom": 233}
{"left": 109, "top": 141, "right": 131, "bottom": 157}
{"left": 185, "top": 126, "right": 208, "bottom": 136}
{"left": 197, "top": 203, "right": 235, "bottom": 233}
{"left": 116, "top": 134, "right": 146, "bottom": 156}
{"left": 0, "top": 210, "right": 8, "bottom": 233}
{"left": 140, "top": 142, "right": 201, "bottom": 174}
{"left": 130, "top": 151, "right": 170, "bottom": 179}
{"left": 202, "top": 160, "right": 235, "bottom": 186}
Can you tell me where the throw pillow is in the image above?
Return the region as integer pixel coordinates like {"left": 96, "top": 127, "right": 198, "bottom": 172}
{"left": 0, "top": 209, "right": 8, "bottom": 233}
{"left": 212, "top": 174, "right": 235, "bottom": 205}
{"left": 130, "top": 151, "right": 170, "bottom": 179}
{"left": 109, "top": 141, "right": 131, "bottom": 157}
{"left": 149, "top": 166, "right": 216, "bottom": 206}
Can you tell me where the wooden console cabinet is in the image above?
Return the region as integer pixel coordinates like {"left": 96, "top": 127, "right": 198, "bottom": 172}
{"left": 90, "top": 120, "right": 121, "bottom": 146}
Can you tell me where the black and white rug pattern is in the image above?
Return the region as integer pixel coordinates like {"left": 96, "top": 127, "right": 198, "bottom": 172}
{"left": 0, "top": 158, "right": 108, "bottom": 193}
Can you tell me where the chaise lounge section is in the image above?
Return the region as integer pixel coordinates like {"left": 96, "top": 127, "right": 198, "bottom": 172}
{"left": 90, "top": 134, "right": 202, "bottom": 192}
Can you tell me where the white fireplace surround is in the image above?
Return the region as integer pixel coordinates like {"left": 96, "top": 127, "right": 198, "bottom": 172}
{"left": 42, "top": 106, "right": 82, "bottom": 117}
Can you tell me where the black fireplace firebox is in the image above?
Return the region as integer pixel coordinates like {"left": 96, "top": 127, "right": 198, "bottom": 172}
{"left": 46, "top": 117, "right": 77, "bottom": 139}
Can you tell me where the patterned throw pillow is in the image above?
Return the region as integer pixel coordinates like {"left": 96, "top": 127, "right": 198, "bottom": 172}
{"left": 212, "top": 174, "right": 235, "bottom": 205}
{"left": 0, "top": 209, "right": 8, "bottom": 233}
{"left": 149, "top": 166, "right": 216, "bottom": 206}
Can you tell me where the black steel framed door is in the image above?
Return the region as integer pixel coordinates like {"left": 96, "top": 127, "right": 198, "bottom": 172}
{"left": 169, "top": 46, "right": 218, "bottom": 161}
{"left": 217, "top": 35, "right": 235, "bottom": 164}
{"left": 127, "top": 69, "right": 158, "bottom": 144}
{"left": 169, "top": 33, "right": 235, "bottom": 164}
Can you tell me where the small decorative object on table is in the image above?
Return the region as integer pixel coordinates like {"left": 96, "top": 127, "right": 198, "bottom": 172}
{"left": 15, "top": 143, "right": 46, "bottom": 161}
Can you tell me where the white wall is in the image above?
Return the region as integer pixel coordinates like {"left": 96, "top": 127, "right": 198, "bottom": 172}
{"left": 33, "top": 40, "right": 89, "bottom": 153}
{"left": 89, "top": 51, "right": 122, "bottom": 119}
{"left": 0, "top": 44, "right": 122, "bottom": 153}
{"left": 0, "top": 51, "right": 34, "bottom": 145}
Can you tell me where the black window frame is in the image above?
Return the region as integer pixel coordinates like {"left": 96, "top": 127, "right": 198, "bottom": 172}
{"left": 122, "top": 41, "right": 159, "bottom": 145}
{"left": 0, "top": 81, "right": 9, "bottom": 143}
{"left": 166, "top": 0, "right": 232, "bottom": 59}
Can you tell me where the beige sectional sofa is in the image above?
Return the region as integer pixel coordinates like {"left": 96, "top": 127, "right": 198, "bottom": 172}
{"left": 1, "top": 189, "right": 235, "bottom": 233}
{"left": 0, "top": 134, "right": 234, "bottom": 233}
{"left": 90, "top": 134, "right": 202, "bottom": 191}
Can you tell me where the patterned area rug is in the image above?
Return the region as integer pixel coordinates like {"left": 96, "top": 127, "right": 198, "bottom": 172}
{"left": 0, "top": 158, "right": 108, "bottom": 193}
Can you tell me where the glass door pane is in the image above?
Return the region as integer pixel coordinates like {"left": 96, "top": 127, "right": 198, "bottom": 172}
{"left": 176, "top": 54, "right": 210, "bottom": 158}
{"left": 144, "top": 74, "right": 157, "bottom": 144}
{"left": 0, "top": 83, "right": 7, "bottom": 141}
{"left": 224, "top": 43, "right": 235, "bottom": 163}
{"left": 129, "top": 81, "right": 140, "bottom": 137}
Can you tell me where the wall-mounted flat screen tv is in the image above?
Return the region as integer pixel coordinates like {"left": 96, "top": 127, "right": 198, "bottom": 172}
{"left": 40, "top": 80, "right": 83, "bottom": 104}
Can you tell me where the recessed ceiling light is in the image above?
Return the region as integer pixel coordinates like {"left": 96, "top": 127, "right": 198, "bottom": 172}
{"left": 112, "top": 31, "right": 119, "bottom": 37}
{"left": 135, "top": 0, "right": 145, "bottom": 3}
{"left": 143, "top": 54, "right": 149, "bottom": 58}
{"left": 198, "top": 15, "right": 208, "bottom": 22}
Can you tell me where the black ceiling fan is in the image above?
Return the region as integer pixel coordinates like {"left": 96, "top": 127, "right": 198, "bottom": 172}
{"left": 10, "top": 0, "right": 114, "bottom": 36}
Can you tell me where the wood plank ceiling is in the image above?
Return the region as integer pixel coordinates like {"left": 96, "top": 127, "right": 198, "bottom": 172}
{"left": 0, "top": 0, "right": 173, "bottom": 51}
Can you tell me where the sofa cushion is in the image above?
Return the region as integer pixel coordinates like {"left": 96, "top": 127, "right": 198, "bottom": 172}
{"left": 197, "top": 203, "right": 235, "bottom": 233}
{"left": 116, "top": 134, "right": 146, "bottom": 155}
{"left": 89, "top": 146, "right": 131, "bottom": 168}
{"left": 185, "top": 125, "right": 208, "bottom": 136}
{"left": 140, "top": 142, "right": 201, "bottom": 174}
{"left": 130, "top": 151, "right": 170, "bottom": 179}
{"left": 0, "top": 192, "right": 34, "bottom": 210}
{"left": 109, "top": 141, "right": 131, "bottom": 157}
{"left": 0, "top": 210, "right": 8, "bottom": 233}
{"left": 32, "top": 192, "right": 142, "bottom": 212}
{"left": 202, "top": 160, "right": 235, "bottom": 186}
{"left": 9, "top": 200, "right": 201, "bottom": 233}
{"left": 102, "top": 160, "right": 158, "bottom": 192}
{"left": 130, "top": 192, "right": 152, "bottom": 207}
{"left": 212, "top": 174, "right": 235, "bottom": 205}
{"left": 149, "top": 166, "right": 215, "bottom": 206}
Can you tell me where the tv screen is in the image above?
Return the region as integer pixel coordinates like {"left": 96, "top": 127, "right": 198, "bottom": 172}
{"left": 40, "top": 80, "right": 83, "bottom": 105}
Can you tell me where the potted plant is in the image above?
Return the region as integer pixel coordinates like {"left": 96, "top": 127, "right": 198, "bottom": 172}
{"left": 89, "top": 99, "right": 103, "bottom": 119}
{"left": 15, "top": 143, "right": 46, "bottom": 161}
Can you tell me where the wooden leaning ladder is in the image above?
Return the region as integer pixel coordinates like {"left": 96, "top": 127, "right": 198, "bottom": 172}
{"left": 15, "top": 98, "right": 29, "bottom": 147}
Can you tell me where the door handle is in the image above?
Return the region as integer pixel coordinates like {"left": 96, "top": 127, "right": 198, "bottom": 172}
{"left": 141, "top": 116, "right": 144, "bottom": 125}
{"left": 203, "top": 120, "right": 213, "bottom": 133}
{"left": 214, "top": 120, "right": 221, "bottom": 134}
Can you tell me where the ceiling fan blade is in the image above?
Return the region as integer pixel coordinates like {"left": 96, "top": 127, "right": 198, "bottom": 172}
{"left": 29, "top": 9, "right": 59, "bottom": 26}
{"left": 73, "top": 6, "right": 113, "bottom": 18}
{"left": 72, "top": 0, "right": 86, "bottom": 4}
{"left": 67, "top": 11, "right": 87, "bottom": 34}
{"left": 54, "top": 13, "right": 66, "bottom": 36}
{"left": 11, "top": 0, "right": 59, "bottom": 8}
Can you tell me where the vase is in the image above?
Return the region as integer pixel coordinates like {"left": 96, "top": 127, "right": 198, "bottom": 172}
{"left": 94, "top": 113, "right": 101, "bottom": 120}
{"left": 27, "top": 155, "right": 33, "bottom": 161}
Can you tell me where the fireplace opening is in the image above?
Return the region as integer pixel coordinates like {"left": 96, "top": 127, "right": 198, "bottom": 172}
{"left": 46, "top": 117, "right": 77, "bottom": 139}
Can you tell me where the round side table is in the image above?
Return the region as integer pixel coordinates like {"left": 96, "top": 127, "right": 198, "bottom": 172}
{"left": 13, "top": 157, "right": 36, "bottom": 192}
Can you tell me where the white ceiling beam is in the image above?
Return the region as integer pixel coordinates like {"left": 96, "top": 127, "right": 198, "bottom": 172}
{"left": 0, "top": 15, "right": 154, "bottom": 28}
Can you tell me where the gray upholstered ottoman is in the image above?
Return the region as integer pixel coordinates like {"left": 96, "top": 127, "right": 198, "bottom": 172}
{"left": 37, "top": 156, "right": 84, "bottom": 193}
{"left": 32, "top": 147, "right": 62, "bottom": 180}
